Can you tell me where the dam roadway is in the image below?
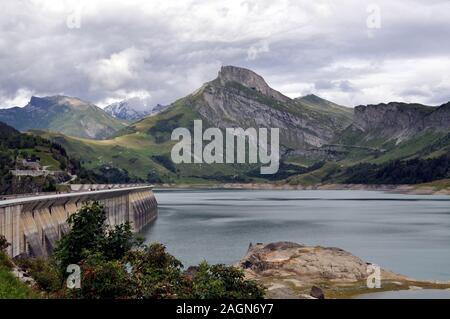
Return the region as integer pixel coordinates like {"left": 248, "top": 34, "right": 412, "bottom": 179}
{"left": 0, "top": 185, "right": 158, "bottom": 258}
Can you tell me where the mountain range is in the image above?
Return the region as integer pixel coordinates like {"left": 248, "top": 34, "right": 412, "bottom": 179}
{"left": 2, "top": 65, "right": 450, "bottom": 184}
{"left": 0, "top": 96, "right": 125, "bottom": 139}
{"left": 104, "top": 98, "right": 167, "bottom": 121}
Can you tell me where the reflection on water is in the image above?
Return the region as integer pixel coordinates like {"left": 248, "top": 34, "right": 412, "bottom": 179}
{"left": 141, "top": 189, "right": 450, "bottom": 281}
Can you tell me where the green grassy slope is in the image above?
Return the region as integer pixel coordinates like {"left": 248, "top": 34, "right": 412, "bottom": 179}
{"left": 31, "top": 97, "right": 450, "bottom": 186}
{"left": 286, "top": 130, "right": 450, "bottom": 185}
{"left": 295, "top": 94, "right": 353, "bottom": 121}
{"left": 0, "top": 252, "right": 37, "bottom": 299}
{"left": 45, "top": 102, "right": 126, "bottom": 139}
{"left": 0, "top": 96, "right": 126, "bottom": 139}
{"left": 0, "top": 121, "right": 80, "bottom": 194}
{"left": 34, "top": 81, "right": 352, "bottom": 183}
{"left": 31, "top": 100, "right": 199, "bottom": 181}
{"left": 31, "top": 103, "right": 267, "bottom": 183}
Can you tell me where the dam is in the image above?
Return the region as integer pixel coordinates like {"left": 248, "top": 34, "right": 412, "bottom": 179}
{"left": 0, "top": 185, "right": 157, "bottom": 258}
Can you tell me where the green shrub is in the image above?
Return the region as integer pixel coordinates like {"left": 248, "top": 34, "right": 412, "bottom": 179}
{"left": 14, "top": 257, "right": 62, "bottom": 293}
{"left": 0, "top": 251, "right": 14, "bottom": 270}
{"left": 0, "top": 234, "right": 9, "bottom": 251}
{"left": 47, "top": 203, "right": 266, "bottom": 299}
{"left": 0, "top": 244, "right": 37, "bottom": 299}
{"left": 0, "top": 266, "right": 37, "bottom": 299}
{"left": 190, "top": 262, "right": 265, "bottom": 299}
{"left": 125, "top": 243, "right": 189, "bottom": 299}
{"left": 77, "top": 252, "right": 135, "bottom": 299}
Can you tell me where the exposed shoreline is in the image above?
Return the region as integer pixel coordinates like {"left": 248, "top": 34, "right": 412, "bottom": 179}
{"left": 155, "top": 182, "right": 450, "bottom": 195}
{"left": 238, "top": 242, "right": 450, "bottom": 299}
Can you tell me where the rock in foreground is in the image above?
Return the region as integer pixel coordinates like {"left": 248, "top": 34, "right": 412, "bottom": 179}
{"left": 239, "top": 242, "right": 450, "bottom": 299}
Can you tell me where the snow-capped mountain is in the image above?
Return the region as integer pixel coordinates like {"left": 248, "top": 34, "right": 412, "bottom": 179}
{"left": 104, "top": 97, "right": 167, "bottom": 121}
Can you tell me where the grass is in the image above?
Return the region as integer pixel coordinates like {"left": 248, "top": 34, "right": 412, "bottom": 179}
{"left": 324, "top": 280, "right": 450, "bottom": 299}
{"left": 295, "top": 95, "right": 354, "bottom": 125}
{"left": 32, "top": 80, "right": 353, "bottom": 183}
{"left": 45, "top": 102, "right": 126, "bottom": 139}
{"left": 415, "top": 179, "right": 450, "bottom": 191}
{"left": 31, "top": 98, "right": 276, "bottom": 183}
{"left": 287, "top": 162, "right": 342, "bottom": 185}
{"left": 1, "top": 98, "right": 125, "bottom": 140}
{"left": 260, "top": 272, "right": 450, "bottom": 299}
{"left": 28, "top": 85, "right": 450, "bottom": 186}
{"left": 0, "top": 252, "right": 38, "bottom": 299}
{"left": 18, "top": 148, "right": 61, "bottom": 171}
{"left": 369, "top": 131, "right": 446, "bottom": 164}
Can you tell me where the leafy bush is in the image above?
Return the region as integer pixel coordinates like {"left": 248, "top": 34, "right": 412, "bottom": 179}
{"left": 33, "top": 202, "right": 265, "bottom": 299}
{"left": 148, "top": 113, "right": 184, "bottom": 143}
{"left": 53, "top": 202, "right": 139, "bottom": 272}
{"left": 190, "top": 262, "right": 265, "bottom": 299}
{"left": 0, "top": 235, "right": 9, "bottom": 251}
{"left": 14, "top": 257, "right": 62, "bottom": 293}
{"left": 0, "top": 252, "right": 13, "bottom": 270}
{"left": 0, "top": 234, "right": 37, "bottom": 299}
{"left": 125, "top": 243, "right": 189, "bottom": 299}
{"left": 151, "top": 154, "right": 177, "bottom": 173}
{"left": 0, "top": 265, "right": 37, "bottom": 299}
{"left": 147, "top": 170, "right": 162, "bottom": 183}
{"left": 54, "top": 202, "right": 108, "bottom": 271}
{"left": 103, "top": 223, "right": 137, "bottom": 261}
{"left": 76, "top": 252, "right": 135, "bottom": 299}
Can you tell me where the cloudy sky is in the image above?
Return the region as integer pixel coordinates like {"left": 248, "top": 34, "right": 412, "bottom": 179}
{"left": 1, "top": 0, "right": 449, "bottom": 109}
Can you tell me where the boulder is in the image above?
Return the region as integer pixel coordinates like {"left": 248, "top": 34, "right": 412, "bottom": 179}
{"left": 310, "top": 286, "right": 325, "bottom": 299}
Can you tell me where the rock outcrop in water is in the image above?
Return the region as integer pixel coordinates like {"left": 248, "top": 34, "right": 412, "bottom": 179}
{"left": 239, "top": 242, "right": 450, "bottom": 299}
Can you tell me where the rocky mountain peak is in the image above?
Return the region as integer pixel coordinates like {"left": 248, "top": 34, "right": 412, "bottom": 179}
{"left": 27, "top": 95, "right": 89, "bottom": 109}
{"left": 218, "top": 65, "right": 269, "bottom": 90}
{"left": 216, "top": 65, "right": 290, "bottom": 102}
{"left": 351, "top": 102, "right": 450, "bottom": 143}
{"left": 104, "top": 98, "right": 168, "bottom": 121}
{"left": 28, "top": 96, "right": 51, "bottom": 108}
{"left": 354, "top": 102, "right": 434, "bottom": 131}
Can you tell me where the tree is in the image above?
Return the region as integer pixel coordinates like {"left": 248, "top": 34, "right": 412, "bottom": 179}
{"left": 40, "top": 203, "right": 265, "bottom": 299}
{"left": 53, "top": 202, "right": 137, "bottom": 272}
{"left": 190, "top": 262, "right": 265, "bottom": 299}
{"left": 75, "top": 252, "right": 135, "bottom": 299}
{"left": 102, "top": 223, "right": 136, "bottom": 261}
{"left": 124, "top": 243, "right": 189, "bottom": 299}
{"left": 54, "top": 202, "right": 107, "bottom": 271}
{"left": 0, "top": 235, "right": 9, "bottom": 251}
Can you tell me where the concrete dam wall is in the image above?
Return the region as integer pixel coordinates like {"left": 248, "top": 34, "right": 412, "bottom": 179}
{"left": 0, "top": 186, "right": 157, "bottom": 258}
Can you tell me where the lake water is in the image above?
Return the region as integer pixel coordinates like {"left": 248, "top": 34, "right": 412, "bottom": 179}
{"left": 142, "top": 189, "right": 450, "bottom": 282}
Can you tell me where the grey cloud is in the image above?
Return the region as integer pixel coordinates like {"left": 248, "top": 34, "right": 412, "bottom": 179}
{"left": 0, "top": 0, "right": 449, "bottom": 108}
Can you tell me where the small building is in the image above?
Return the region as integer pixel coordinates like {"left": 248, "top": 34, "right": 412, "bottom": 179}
{"left": 21, "top": 158, "right": 41, "bottom": 170}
